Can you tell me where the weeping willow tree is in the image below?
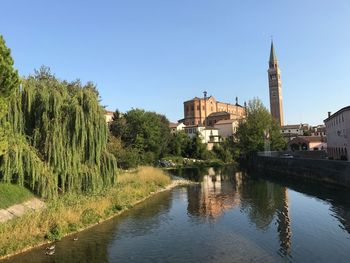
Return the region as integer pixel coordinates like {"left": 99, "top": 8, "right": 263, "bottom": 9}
{"left": 0, "top": 35, "right": 19, "bottom": 155}
{"left": 0, "top": 67, "right": 117, "bottom": 198}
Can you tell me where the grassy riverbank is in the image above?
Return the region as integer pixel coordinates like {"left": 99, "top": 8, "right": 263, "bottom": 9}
{"left": 0, "top": 167, "right": 172, "bottom": 259}
{"left": 0, "top": 184, "right": 34, "bottom": 210}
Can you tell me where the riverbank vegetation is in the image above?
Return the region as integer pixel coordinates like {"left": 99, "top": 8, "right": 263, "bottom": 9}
{"left": 0, "top": 166, "right": 171, "bottom": 258}
{"left": 0, "top": 183, "right": 34, "bottom": 209}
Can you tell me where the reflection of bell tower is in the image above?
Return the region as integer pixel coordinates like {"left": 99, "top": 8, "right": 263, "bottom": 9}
{"left": 268, "top": 41, "right": 284, "bottom": 126}
{"left": 276, "top": 188, "right": 291, "bottom": 255}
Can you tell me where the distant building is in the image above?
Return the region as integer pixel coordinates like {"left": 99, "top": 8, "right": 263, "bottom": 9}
{"left": 179, "top": 93, "right": 245, "bottom": 126}
{"left": 214, "top": 119, "right": 239, "bottom": 138}
{"left": 288, "top": 136, "right": 327, "bottom": 151}
{"left": 105, "top": 110, "right": 114, "bottom": 124}
{"left": 268, "top": 41, "right": 284, "bottom": 126}
{"left": 169, "top": 122, "right": 186, "bottom": 133}
{"left": 311, "top": 125, "right": 326, "bottom": 137}
{"left": 183, "top": 125, "right": 220, "bottom": 150}
{"left": 281, "top": 124, "right": 310, "bottom": 140}
{"left": 324, "top": 106, "right": 350, "bottom": 161}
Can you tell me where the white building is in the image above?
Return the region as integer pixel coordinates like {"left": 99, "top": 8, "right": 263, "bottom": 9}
{"left": 214, "top": 119, "right": 239, "bottom": 138}
{"left": 105, "top": 110, "right": 114, "bottom": 124}
{"left": 311, "top": 125, "right": 326, "bottom": 137}
{"left": 183, "top": 125, "right": 220, "bottom": 150}
{"left": 324, "top": 106, "right": 350, "bottom": 161}
{"left": 169, "top": 122, "right": 186, "bottom": 133}
{"left": 281, "top": 123, "right": 310, "bottom": 140}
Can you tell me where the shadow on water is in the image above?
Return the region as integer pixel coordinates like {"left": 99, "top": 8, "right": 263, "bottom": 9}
{"left": 246, "top": 168, "right": 350, "bottom": 234}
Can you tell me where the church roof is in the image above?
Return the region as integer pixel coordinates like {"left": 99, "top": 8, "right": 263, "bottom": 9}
{"left": 208, "top": 111, "right": 230, "bottom": 117}
{"left": 269, "top": 41, "right": 278, "bottom": 63}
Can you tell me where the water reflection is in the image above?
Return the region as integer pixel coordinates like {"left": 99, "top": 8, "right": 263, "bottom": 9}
{"left": 240, "top": 177, "right": 291, "bottom": 255}
{"left": 4, "top": 167, "right": 350, "bottom": 263}
{"left": 185, "top": 167, "right": 292, "bottom": 255}
{"left": 187, "top": 168, "right": 241, "bottom": 220}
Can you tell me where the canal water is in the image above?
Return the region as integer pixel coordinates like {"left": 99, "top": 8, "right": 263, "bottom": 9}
{"left": 4, "top": 166, "right": 350, "bottom": 262}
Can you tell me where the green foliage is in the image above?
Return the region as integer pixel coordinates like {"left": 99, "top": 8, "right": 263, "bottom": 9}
{"left": 46, "top": 224, "right": 63, "bottom": 241}
{"left": 109, "top": 108, "right": 171, "bottom": 165}
{"left": 81, "top": 208, "right": 101, "bottom": 225}
{"left": 0, "top": 183, "right": 34, "bottom": 209}
{"left": 0, "top": 66, "right": 117, "bottom": 198}
{"left": 107, "top": 136, "right": 139, "bottom": 169}
{"left": 0, "top": 35, "right": 20, "bottom": 155}
{"left": 185, "top": 135, "right": 212, "bottom": 160}
{"left": 212, "top": 144, "right": 233, "bottom": 163}
{"left": 236, "top": 98, "right": 286, "bottom": 155}
{"left": 168, "top": 131, "right": 192, "bottom": 156}
{"left": 303, "top": 130, "right": 311, "bottom": 136}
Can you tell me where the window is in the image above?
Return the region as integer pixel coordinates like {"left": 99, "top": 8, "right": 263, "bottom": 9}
{"left": 197, "top": 105, "right": 200, "bottom": 110}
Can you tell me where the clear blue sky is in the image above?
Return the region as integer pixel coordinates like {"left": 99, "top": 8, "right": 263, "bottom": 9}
{"left": 1, "top": 0, "right": 349, "bottom": 125}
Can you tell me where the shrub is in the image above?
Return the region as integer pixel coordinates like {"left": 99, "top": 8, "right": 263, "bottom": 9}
{"left": 46, "top": 224, "right": 63, "bottom": 241}
{"left": 81, "top": 208, "right": 101, "bottom": 225}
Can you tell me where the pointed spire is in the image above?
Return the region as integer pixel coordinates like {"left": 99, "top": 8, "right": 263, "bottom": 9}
{"left": 269, "top": 40, "right": 277, "bottom": 63}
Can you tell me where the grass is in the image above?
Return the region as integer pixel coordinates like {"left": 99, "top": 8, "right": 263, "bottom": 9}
{"left": 0, "top": 166, "right": 172, "bottom": 258}
{"left": 0, "top": 183, "right": 34, "bottom": 209}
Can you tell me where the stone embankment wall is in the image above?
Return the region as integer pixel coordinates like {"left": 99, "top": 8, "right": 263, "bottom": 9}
{"left": 250, "top": 155, "right": 350, "bottom": 187}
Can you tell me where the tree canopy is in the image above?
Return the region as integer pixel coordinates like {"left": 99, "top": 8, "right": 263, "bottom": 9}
{"left": 236, "top": 98, "right": 286, "bottom": 155}
{"left": 0, "top": 67, "right": 117, "bottom": 198}
{"left": 0, "top": 35, "right": 19, "bottom": 155}
{"left": 109, "top": 108, "right": 171, "bottom": 165}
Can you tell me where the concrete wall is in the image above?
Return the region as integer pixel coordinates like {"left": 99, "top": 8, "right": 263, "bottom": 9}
{"left": 258, "top": 150, "right": 328, "bottom": 160}
{"left": 250, "top": 155, "right": 350, "bottom": 188}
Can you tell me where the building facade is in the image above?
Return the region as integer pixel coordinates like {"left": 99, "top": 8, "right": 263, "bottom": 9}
{"left": 183, "top": 125, "right": 220, "bottom": 150}
{"left": 180, "top": 93, "right": 245, "bottom": 126}
{"left": 324, "top": 106, "right": 350, "bottom": 161}
{"left": 214, "top": 119, "right": 239, "bottom": 138}
{"left": 281, "top": 124, "right": 310, "bottom": 140}
{"left": 288, "top": 136, "right": 327, "bottom": 151}
{"left": 268, "top": 41, "right": 284, "bottom": 126}
{"left": 169, "top": 122, "right": 186, "bottom": 133}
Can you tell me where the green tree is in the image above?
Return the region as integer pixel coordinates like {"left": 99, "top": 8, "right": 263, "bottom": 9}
{"left": 303, "top": 129, "right": 311, "bottom": 136}
{"left": 107, "top": 135, "right": 139, "bottom": 169}
{"left": 212, "top": 144, "right": 233, "bottom": 163}
{"left": 1, "top": 68, "right": 117, "bottom": 198}
{"left": 185, "top": 134, "right": 211, "bottom": 160}
{"left": 110, "top": 108, "right": 171, "bottom": 165}
{"left": 109, "top": 110, "right": 126, "bottom": 138}
{"left": 168, "top": 131, "right": 191, "bottom": 156}
{"left": 236, "top": 98, "right": 286, "bottom": 156}
{"left": 0, "top": 35, "right": 19, "bottom": 155}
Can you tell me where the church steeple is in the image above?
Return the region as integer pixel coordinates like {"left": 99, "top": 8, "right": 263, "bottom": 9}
{"left": 268, "top": 41, "right": 284, "bottom": 126}
{"left": 269, "top": 41, "right": 278, "bottom": 68}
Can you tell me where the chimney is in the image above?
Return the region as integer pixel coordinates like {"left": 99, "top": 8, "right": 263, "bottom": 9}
{"left": 328, "top": 111, "right": 331, "bottom": 118}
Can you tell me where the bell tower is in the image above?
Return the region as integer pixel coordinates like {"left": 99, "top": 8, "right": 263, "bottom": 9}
{"left": 268, "top": 41, "right": 284, "bottom": 126}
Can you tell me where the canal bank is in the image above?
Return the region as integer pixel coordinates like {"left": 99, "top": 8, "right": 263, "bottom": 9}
{"left": 249, "top": 155, "right": 350, "bottom": 187}
{"left": 0, "top": 167, "right": 193, "bottom": 260}
{"left": 4, "top": 166, "right": 350, "bottom": 263}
